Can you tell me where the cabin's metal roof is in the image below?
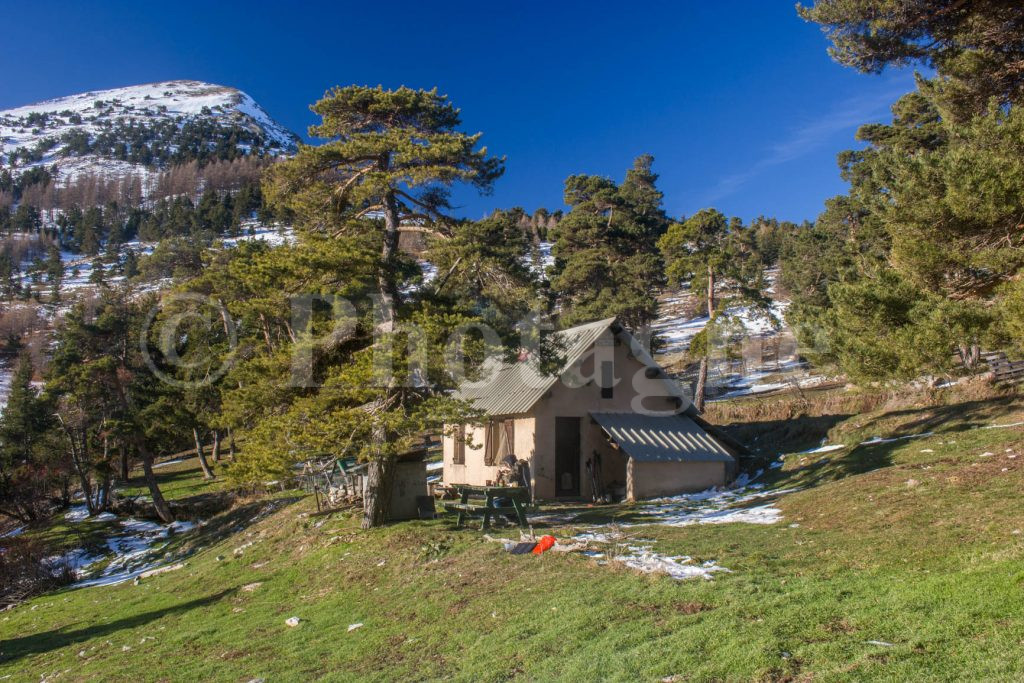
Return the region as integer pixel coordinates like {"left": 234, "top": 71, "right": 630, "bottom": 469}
{"left": 590, "top": 411, "right": 734, "bottom": 463}
{"left": 454, "top": 317, "right": 618, "bottom": 416}
{"left": 454, "top": 317, "right": 694, "bottom": 417}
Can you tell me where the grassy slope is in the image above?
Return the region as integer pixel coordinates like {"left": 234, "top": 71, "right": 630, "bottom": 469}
{"left": 119, "top": 458, "right": 232, "bottom": 502}
{"left": 21, "top": 457, "right": 230, "bottom": 561}
{"left": 3, "top": 385, "right": 1024, "bottom": 681}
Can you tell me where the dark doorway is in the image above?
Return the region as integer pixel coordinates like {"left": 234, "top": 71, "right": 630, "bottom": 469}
{"left": 555, "top": 417, "right": 581, "bottom": 497}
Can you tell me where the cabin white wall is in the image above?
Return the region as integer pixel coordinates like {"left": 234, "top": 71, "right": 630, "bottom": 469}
{"left": 443, "top": 417, "right": 536, "bottom": 487}
{"left": 626, "top": 460, "right": 726, "bottom": 500}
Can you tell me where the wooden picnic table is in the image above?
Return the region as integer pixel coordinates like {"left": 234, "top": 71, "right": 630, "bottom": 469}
{"left": 443, "top": 485, "right": 530, "bottom": 529}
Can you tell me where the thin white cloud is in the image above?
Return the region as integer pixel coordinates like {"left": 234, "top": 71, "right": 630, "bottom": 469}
{"left": 699, "top": 81, "right": 912, "bottom": 206}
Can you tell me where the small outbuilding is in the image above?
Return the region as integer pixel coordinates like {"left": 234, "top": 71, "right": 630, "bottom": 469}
{"left": 442, "top": 317, "right": 739, "bottom": 501}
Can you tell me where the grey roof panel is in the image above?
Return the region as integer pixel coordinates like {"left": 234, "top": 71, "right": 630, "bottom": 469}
{"left": 454, "top": 317, "right": 694, "bottom": 417}
{"left": 590, "top": 412, "right": 735, "bottom": 463}
{"left": 454, "top": 317, "right": 618, "bottom": 416}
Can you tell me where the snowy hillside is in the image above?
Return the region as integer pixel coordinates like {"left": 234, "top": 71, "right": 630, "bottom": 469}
{"left": 0, "top": 80, "right": 298, "bottom": 185}
{"left": 651, "top": 270, "right": 837, "bottom": 400}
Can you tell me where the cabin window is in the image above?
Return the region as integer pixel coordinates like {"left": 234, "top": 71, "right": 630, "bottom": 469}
{"left": 485, "top": 419, "right": 515, "bottom": 466}
{"left": 600, "top": 360, "right": 614, "bottom": 399}
{"left": 453, "top": 425, "right": 465, "bottom": 465}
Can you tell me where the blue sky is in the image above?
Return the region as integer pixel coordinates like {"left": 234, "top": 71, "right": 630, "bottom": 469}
{"left": 0, "top": 0, "right": 918, "bottom": 223}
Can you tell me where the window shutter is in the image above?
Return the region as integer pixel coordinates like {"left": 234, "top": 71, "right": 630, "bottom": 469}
{"left": 453, "top": 425, "right": 465, "bottom": 465}
{"left": 504, "top": 420, "right": 515, "bottom": 456}
{"left": 484, "top": 421, "right": 497, "bottom": 466}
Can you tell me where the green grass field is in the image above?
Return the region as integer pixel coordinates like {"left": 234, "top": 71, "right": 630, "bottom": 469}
{"left": 3, "top": 384, "right": 1024, "bottom": 681}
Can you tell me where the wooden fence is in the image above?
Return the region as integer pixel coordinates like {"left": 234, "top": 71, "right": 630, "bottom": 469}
{"left": 985, "top": 352, "right": 1024, "bottom": 384}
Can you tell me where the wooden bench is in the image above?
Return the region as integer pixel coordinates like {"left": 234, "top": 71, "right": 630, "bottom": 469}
{"left": 443, "top": 485, "right": 529, "bottom": 529}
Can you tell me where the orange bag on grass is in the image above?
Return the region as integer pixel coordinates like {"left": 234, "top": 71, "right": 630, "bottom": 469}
{"left": 532, "top": 535, "right": 556, "bottom": 554}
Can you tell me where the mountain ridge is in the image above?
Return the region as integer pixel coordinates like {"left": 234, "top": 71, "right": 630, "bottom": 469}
{"left": 0, "top": 80, "right": 299, "bottom": 187}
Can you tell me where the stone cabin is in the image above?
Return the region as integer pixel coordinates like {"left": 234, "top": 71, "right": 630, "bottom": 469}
{"left": 442, "top": 317, "right": 738, "bottom": 501}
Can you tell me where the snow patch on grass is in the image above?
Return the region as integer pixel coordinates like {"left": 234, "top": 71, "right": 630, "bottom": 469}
{"left": 983, "top": 421, "right": 1024, "bottom": 430}
{"left": 800, "top": 443, "right": 848, "bottom": 454}
{"left": 152, "top": 457, "right": 190, "bottom": 469}
{"left": 64, "top": 506, "right": 116, "bottom": 522}
{"left": 860, "top": 432, "right": 934, "bottom": 446}
{"left": 44, "top": 548, "right": 105, "bottom": 575}
{"left": 566, "top": 530, "right": 731, "bottom": 580}
{"left": 615, "top": 548, "right": 730, "bottom": 581}
{"left": 639, "top": 486, "right": 794, "bottom": 527}
{"left": 652, "top": 300, "right": 787, "bottom": 357}
{"left": 220, "top": 225, "right": 294, "bottom": 248}
{"left": 51, "top": 509, "right": 197, "bottom": 588}
{"left": 548, "top": 479, "right": 797, "bottom": 580}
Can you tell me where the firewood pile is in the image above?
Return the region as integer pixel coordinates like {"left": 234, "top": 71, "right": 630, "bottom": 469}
{"left": 296, "top": 457, "right": 368, "bottom": 510}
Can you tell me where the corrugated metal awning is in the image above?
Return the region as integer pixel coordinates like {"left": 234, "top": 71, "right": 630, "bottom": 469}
{"left": 590, "top": 412, "right": 734, "bottom": 463}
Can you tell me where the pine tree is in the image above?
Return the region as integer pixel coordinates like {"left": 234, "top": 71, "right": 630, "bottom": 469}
{"left": 659, "top": 209, "right": 767, "bottom": 410}
{"left": 0, "top": 252, "right": 20, "bottom": 300}
{"left": 0, "top": 354, "right": 58, "bottom": 522}
{"left": 88, "top": 259, "right": 106, "bottom": 286}
{"left": 79, "top": 207, "right": 103, "bottom": 255}
{"left": 426, "top": 209, "right": 543, "bottom": 339}
{"left": 798, "top": 0, "right": 1024, "bottom": 116}
{"left": 264, "top": 85, "right": 505, "bottom": 528}
{"left": 122, "top": 249, "right": 139, "bottom": 278}
{"left": 48, "top": 291, "right": 176, "bottom": 522}
{"left": 59, "top": 206, "right": 83, "bottom": 249}
{"left": 548, "top": 155, "right": 668, "bottom": 331}
{"left": 780, "top": 86, "right": 1024, "bottom": 381}
{"left": 12, "top": 205, "right": 41, "bottom": 234}
{"left": 45, "top": 243, "right": 63, "bottom": 300}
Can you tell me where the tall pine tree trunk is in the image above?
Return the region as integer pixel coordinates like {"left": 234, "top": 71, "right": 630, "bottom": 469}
{"left": 363, "top": 180, "right": 402, "bottom": 528}
{"left": 211, "top": 430, "right": 221, "bottom": 462}
{"left": 707, "top": 264, "right": 716, "bottom": 316}
{"left": 362, "top": 456, "right": 397, "bottom": 528}
{"left": 362, "top": 405, "right": 397, "bottom": 529}
{"left": 228, "top": 428, "right": 236, "bottom": 461}
{"left": 376, "top": 181, "right": 401, "bottom": 333}
{"left": 96, "top": 435, "right": 111, "bottom": 510}
{"left": 110, "top": 370, "right": 173, "bottom": 522}
{"left": 694, "top": 358, "right": 708, "bottom": 413}
{"left": 694, "top": 265, "right": 716, "bottom": 413}
{"left": 76, "top": 431, "right": 96, "bottom": 514}
{"left": 57, "top": 417, "right": 94, "bottom": 515}
{"left": 119, "top": 444, "right": 129, "bottom": 482}
{"left": 138, "top": 443, "right": 174, "bottom": 524}
{"left": 97, "top": 470, "right": 112, "bottom": 511}
{"left": 193, "top": 427, "right": 215, "bottom": 480}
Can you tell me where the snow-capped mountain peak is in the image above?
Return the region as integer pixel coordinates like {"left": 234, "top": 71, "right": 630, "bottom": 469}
{"left": 0, "top": 80, "right": 299, "bottom": 184}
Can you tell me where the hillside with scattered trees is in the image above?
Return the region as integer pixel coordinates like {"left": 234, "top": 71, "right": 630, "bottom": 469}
{"left": 4, "top": 2, "right": 1024, "bottom": 679}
